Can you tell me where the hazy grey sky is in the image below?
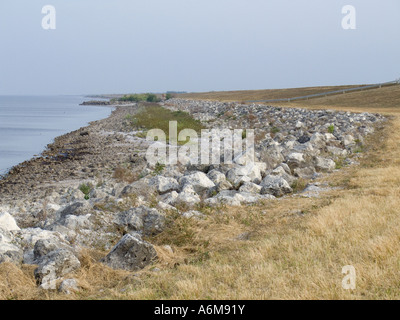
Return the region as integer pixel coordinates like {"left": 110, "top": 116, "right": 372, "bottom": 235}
{"left": 0, "top": 0, "right": 399, "bottom": 95}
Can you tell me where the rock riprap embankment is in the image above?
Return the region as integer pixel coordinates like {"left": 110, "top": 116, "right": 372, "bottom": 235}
{"left": 0, "top": 99, "right": 386, "bottom": 291}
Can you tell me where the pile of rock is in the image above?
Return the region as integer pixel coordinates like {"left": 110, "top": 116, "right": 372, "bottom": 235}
{"left": 0, "top": 99, "right": 386, "bottom": 291}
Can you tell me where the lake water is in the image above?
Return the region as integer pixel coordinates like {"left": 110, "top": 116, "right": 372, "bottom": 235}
{"left": 0, "top": 96, "right": 113, "bottom": 175}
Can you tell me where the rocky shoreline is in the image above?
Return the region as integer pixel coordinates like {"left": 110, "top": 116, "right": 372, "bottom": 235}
{"left": 0, "top": 98, "right": 386, "bottom": 291}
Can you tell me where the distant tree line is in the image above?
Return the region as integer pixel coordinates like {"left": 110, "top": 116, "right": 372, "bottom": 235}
{"left": 115, "top": 91, "right": 187, "bottom": 103}
{"left": 118, "top": 93, "right": 160, "bottom": 103}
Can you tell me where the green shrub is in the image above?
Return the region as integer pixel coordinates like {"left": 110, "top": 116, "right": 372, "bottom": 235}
{"left": 334, "top": 159, "right": 344, "bottom": 169}
{"left": 119, "top": 94, "right": 144, "bottom": 102}
{"left": 79, "top": 183, "right": 93, "bottom": 200}
{"left": 154, "top": 162, "right": 165, "bottom": 175}
{"left": 271, "top": 126, "right": 280, "bottom": 134}
{"left": 146, "top": 93, "right": 159, "bottom": 102}
{"left": 119, "top": 93, "right": 160, "bottom": 103}
{"left": 327, "top": 125, "right": 335, "bottom": 134}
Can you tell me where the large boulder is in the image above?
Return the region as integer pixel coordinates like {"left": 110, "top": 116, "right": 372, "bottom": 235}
{"left": 149, "top": 176, "right": 180, "bottom": 195}
{"left": 11, "top": 228, "right": 69, "bottom": 265}
{"left": 33, "top": 238, "right": 72, "bottom": 264}
{"left": 0, "top": 212, "right": 22, "bottom": 263}
{"left": 205, "top": 190, "right": 244, "bottom": 206}
{"left": 239, "top": 182, "right": 262, "bottom": 194}
{"left": 293, "top": 166, "right": 317, "bottom": 180}
{"left": 240, "top": 192, "right": 275, "bottom": 204}
{"left": 327, "top": 146, "right": 348, "bottom": 158}
{"left": 310, "top": 132, "right": 326, "bottom": 148}
{"left": 173, "top": 185, "right": 201, "bottom": 207}
{"left": 14, "top": 228, "right": 67, "bottom": 249}
{"left": 270, "top": 165, "right": 296, "bottom": 185}
{"left": 237, "top": 192, "right": 265, "bottom": 204}
{"left": 314, "top": 157, "right": 336, "bottom": 172}
{"left": 233, "top": 147, "right": 256, "bottom": 166}
{"left": 179, "top": 172, "right": 215, "bottom": 194}
{"left": 343, "top": 134, "right": 355, "bottom": 147}
{"left": 259, "top": 145, "right": 284, "bottom": 170}
{"left": 260, "top": 175, "right": 293, "bottom": 197}
{"left": 115, "top": 206, "right": 165, "bottom": 236}
{"left": 0, "top": 228, "right": 22, "bottom": 264}
{"left": 206, "top": 169, "right": 227, "bottom": 185}
{"left": 101, "top": 233, "right": 157, "bottom": 271}
{"left": 286, "top": 152, "right": 306, "bottom": 170}
{"left": 0, "top": 212, "right": 20, "bottom": 232}
{"left": 215, "top": 180, "right": 233, "bottom": 192}
{"left": 226, "top": 163, "right": 262, "bottom": 188}
{"left": 34, "top": 249, "right": 81, "bottom": 289}
{"left": 57, "top": 201, "right": 92, "bottom": 222}
{"left": 254, "top": 162, "right": 268, "bottom": 178}
{"left": 63, "top": 214, "right": 93, "bottom": 231}
{"left": 120, "top": 178, "right": 157, "bottom": 200}
{"left": 292, "top": 142, "right": 319, "bottom": 157}
{"left": 160, "top": 191, "right": 179, "bottom": 205}
{"left": 0, "top": 249, "right": 23, "bottom": 265}
{"left": 226, "top": 169, "right": 251, "bottom": 189}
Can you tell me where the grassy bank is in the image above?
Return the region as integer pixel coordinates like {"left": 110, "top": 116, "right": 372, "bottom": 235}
{"left": 126, "top": 104, "right": 204, "bottom": 142}
{"left": 178, "top": 84, "right": 363, "bottom": 102}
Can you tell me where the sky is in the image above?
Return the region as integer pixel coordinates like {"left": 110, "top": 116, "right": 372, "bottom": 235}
{"left": 0, "top": 0, "right": 399, "bottom": 95}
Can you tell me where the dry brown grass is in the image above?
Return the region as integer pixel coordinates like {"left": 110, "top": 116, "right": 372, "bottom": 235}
{"left": 2, "top": 84, "right": 400, "bottom": 300}
{"left": 279, "top": 84, "right": 400, "bottom": 114}
{"left": 178, "top": 84, "right": 363, "bottom": 102}
{"left": 112, "top": 167, "right": 138, "bottom": 184}
{"left": 0, "top": 263, "right": 38, "bottom": 300}
{"left": 179, "top": 83, "right": 400, "bottom": 115}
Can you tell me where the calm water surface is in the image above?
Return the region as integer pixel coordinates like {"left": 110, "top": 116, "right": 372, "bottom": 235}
{"left": 0, "top": 96, "right": 112, "bottom": 175}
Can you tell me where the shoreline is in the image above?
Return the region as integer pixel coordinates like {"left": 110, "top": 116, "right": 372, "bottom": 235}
{"left": 0, "top": 105, "right": 116, "bottom": 179}
{"left": 0, "top": 96, "right": 117, "bottom": 179}
{"left": 0, "top": 101, "right": 140, "bottom": 204}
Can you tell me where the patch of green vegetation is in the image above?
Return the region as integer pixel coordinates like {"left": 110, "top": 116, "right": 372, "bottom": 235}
{"left": 146, "top": 93, "right": 159, "bottom": 102}
{"left": 119, "top": 93, "right": 161, "bottom": 103}
{"left": 270, "top": 126, "right": 280, "bottom": 134}
{"left": 354, "top": 145, "right": 365, "bottom": 153}
{"left": 153, "top": 162, "right": 165, "bottom": 175}
{"left": 126, "top": 104, "right": 204, "bottom": 143}
{"left": 79, "top": 183, "right": 93, "bottom": 200}
{"left": 327, "top": 124, "right": 335, "bottom": 134}
{"left": 334, "top": 157, "right": 346, "bottom": 169}
{"left": 135, "top": 131, "right": 147, "bottom": 138}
